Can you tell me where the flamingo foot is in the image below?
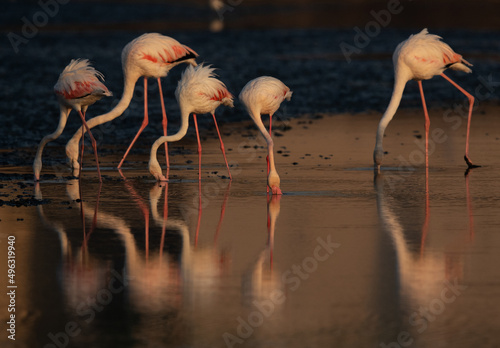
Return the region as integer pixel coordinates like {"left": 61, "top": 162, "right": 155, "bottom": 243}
{"left": 464, "top": 155, "right": 481, "bottom": 169}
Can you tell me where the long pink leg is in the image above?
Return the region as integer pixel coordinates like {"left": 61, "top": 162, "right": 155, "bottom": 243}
{"left": 157, "top": 78, "right": 170, "bottom": 169}
{"left": 440, "top": 73, "right": 478, "bottom": 168}
{"left": 266, "top": 114, "right": 273, "bottom": 175}
{"left": 417, "top": 82, "right": 430, "bottom": 256}
{"left": 266, "top": 114, "right": 273, "bottom": 193}
{"left": 79, "top": 177, "right": 86, "bottom": 246}
{"left": 77, "top": 110, "right": 102, "bottom": 182}
{"left": 79, "top": 112, "right": 86, "bottom": 180}
{"left": 193, "top": 114, "right": 202, "bottom": 182}
{"left": 211, "top": 113, "right": 232, "bottom": 180}
{"left": 417, "top": 81, "right": 430, "bottom": 168}
{"left": 118, "top": 77, "right": 149, "bottom": 169}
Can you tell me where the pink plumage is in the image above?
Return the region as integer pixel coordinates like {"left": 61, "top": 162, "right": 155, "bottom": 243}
{"left": 175, "top": 64, "right": 234, "bottom": 113}
{"left": 64, "top": 33, "right": 199, "bottom": 172}
{"left": 374, "top": 28, "right": 477, "bottom": 171}
{"left": 34, "top": 59, "right": 111, "bottom": 182}
{"left": 148, "top": 64, "right": 234, "bottom": 182}
{"left": 239, "top": 76, "right": 293, "bottom": 195}
{"left": 123, "top": 33, "right": 198, "bottom": 79}
{"left": 54, "top": 59, "right": 111, "bottom": 102}
{"left": 394, "top": 28, "right": 472, "bottom": 81}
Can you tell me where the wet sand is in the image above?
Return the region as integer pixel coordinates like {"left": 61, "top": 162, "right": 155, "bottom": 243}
{"left": 1, "top": 106, "right": 500, "bottom": 347}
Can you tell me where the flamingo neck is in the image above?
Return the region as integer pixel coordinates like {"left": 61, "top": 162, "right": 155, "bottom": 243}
{"left": 375, "top": 74, "right": 408, "bottom": 150}
{"left": 65, "top": 72, "right": 140, "bottom": 166}
{"left": 34, "top": 106, "right": 71, "bottom": 179}
{"left": 86, "top": 71, "right": 139, "bottom": 129}
{"left": 250, "top": 110, "right": 280, "bottom": 185}
{"left": 149, "top": 106, "right": 191, "bottom": 166}
{"left": 38, "top": 106, "right": 71, "bottom": 152}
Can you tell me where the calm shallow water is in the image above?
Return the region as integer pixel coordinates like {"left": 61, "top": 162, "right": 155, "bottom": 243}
{"left": 1, "top": 111, "right": 500, "bottom": 348}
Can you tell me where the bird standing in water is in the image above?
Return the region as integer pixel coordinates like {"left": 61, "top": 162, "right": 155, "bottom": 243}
{"left": 373, "top": 29, "right": 477, "bottom": 171}
{"left": 239, "top": 76, "right": 292, "bottom": 195}
{"left": 65, "top": 33, "right": 198, "bottom": 171}
{"left": 33, "top": 59, "right": 112, "bottom": 182}
{"left": 149, "top": 64, "right": 234, "bottom": 182}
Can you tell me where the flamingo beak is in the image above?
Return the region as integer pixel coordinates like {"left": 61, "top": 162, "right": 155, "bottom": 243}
{"left": 271, "top": 186, "right": 283, "bottom": 195}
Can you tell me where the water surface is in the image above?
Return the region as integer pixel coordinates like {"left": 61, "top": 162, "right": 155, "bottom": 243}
{"left": 1, "top": 112, "right": 500, "bottom": 347}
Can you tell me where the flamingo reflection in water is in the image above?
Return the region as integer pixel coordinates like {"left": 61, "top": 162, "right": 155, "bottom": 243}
{"left": 242, "top": 195, "right": 283, "bottom": 309}
{"left": 35, "top": 180, "right": 112, "bottom": 313}
{"left": 374, "top": 169, "right": 475, "bottom": 345}
{"left": 119, "top": 171, "right": 232, "bottom": 313}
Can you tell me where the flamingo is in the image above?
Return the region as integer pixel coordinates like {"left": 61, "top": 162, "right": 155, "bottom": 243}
{"left": 239, "top": 76, "right": 292, "bottom": 195}
{"left": 33, "top": 59, "right": 111, "bottom": 182}
{"left": 149, "top": 64, "right": 234, "bottom": 182}
{"left": 373, "top": 29, "right": 478, "bottom": 172}
{"left": 64, "top": 33, "right": 198, "bottom": 171}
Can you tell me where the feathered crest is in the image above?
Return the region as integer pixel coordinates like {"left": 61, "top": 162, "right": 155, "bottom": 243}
{"left": 402, "top": 28, "right": 472, "bottom": 73}
{"left": 176, "top": 64, "right": 234, "bottom": 107}
{"left": 54, "top": 59, "right": 108, "bottom": 96}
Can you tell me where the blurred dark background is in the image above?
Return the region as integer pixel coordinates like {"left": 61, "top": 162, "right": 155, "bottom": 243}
{"left": 2, "top": 0, "right": 500, "bottom": 33}
{"left": 1, "top": 1, "right": 499, "bottom": 152}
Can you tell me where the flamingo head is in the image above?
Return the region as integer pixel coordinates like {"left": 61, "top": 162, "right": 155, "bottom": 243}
{"left": 148, "top": 158, "right": 167, "bottom": 182}
{"left": 65, "top": 138, "right": 81, "bottom": 171}
{"left": 268, "top": 171, "right": 282, "bottom": 196}
{"left": 271, "top": 185, "right": 283, "bottom": 195}
{"left": 33, "top": 158, "right": 42, "bottom": 182}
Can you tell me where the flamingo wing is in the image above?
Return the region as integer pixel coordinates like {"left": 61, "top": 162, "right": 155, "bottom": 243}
{"left": 399, "top": 29, "right": 472, "bottom": 77}
{"left": 133, "top": 33, "right": 198, "bottom": 65}
{"left": 54, "top": 59, "right": 111, "bottom": 100}
{"left": 56, "top": 81, "right": 111, "bottom": 100}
